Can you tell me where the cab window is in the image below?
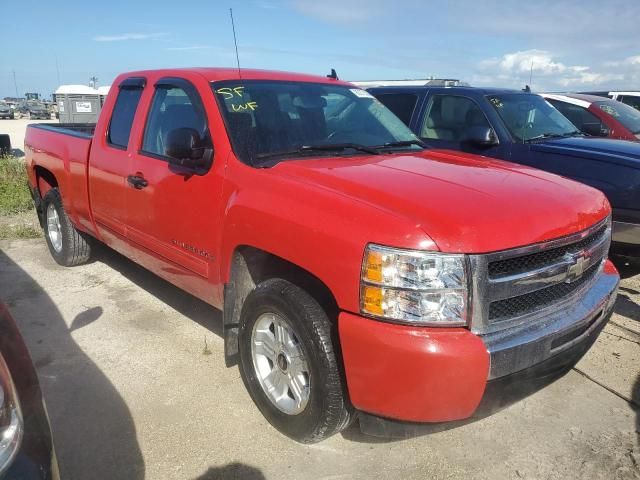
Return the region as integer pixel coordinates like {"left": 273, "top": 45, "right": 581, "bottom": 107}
{"left": 420, "top": 95, "right": 490, "bottom": 141}
{"left": 374, "top": 93, "right": 418, "bottom": 125}
{"left": 619, "top": 95, "right": 640, "bottom": 111}
{"left": 142, "top": 83, "right": 210, "bottom": 158}
{"left": 546, "top": 100, "right": 602, "bottom": 132}
{"left": 107, "top": 84, "right": 143, "bottom": 149}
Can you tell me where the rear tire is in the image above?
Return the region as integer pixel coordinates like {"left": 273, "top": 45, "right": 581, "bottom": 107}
{"left": 238, "top": 278, "right": 352, "bottom": 443}
{"left": 42, "top": 188, "right": 91, "bottom": 266}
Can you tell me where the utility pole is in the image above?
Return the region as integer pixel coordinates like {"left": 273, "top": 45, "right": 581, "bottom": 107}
{"left": 55, "top": 56, "right": 61, "bottom": 86}
{"left": 12, "top": 70, "right": 19, "bottom": 98}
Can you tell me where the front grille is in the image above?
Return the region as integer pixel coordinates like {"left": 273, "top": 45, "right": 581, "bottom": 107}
{"left": 488, "top": 224, "right": 608, "bottom": 278}
{"left": 469, "top": 218, "right": 611, "bottom": 334}
{"left": 488, "top": 263, "right": 600, "bottom": 321}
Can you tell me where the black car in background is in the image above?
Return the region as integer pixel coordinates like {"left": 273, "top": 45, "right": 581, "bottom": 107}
{"left": 25, "top": 104, "right": 50, "bottom": 120}
{"left": 0, "top": 304, "right": 59, "bottom": 479}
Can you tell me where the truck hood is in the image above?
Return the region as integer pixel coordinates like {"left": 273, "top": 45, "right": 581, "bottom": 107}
{"left": 273, "top": 150, "right": 609, "bottom": 253}
{"left": 532, "top": 136, "right": 640, "bottom": 169}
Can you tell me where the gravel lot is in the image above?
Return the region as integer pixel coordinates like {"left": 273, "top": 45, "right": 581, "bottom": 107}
{"left": 0, "top": 238, "right": 638, "bottom": 480}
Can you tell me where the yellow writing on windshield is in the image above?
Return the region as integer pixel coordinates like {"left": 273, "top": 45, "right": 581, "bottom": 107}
{"left": 231, "top": 102, "right": 258, "bottom": 112}
{"left": 216, "top": 86, "right": 245, "bottom": 99}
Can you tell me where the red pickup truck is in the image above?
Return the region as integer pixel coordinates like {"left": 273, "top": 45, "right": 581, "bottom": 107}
{"left": 25, "top": 68, "right": 619, "bottom": 442}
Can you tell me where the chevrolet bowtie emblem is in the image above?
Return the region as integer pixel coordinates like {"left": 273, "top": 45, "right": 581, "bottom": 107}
{"left": 565, "top": 252, "right": 588, "bottom": 283}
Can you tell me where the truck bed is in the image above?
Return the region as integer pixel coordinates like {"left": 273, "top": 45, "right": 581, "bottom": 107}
{"left": 29, "top": 123, "right": 96, "bottom": 138}
{"left": 25, "top": 122, "right": 95, "bottom": 235}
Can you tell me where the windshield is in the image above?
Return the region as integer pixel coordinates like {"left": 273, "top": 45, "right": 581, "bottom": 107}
{"left": 597, "top": 100, "right": 640, "bottom": 134}
{"left": 212, "top": 80, "right": 422, "bottom": 165}
{"left": 487, "top": 93, "right": 579, "bottom": 141}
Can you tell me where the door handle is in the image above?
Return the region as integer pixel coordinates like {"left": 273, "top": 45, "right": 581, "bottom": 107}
{"left": 127, "top": 174, "right": 148, "bottom": 190}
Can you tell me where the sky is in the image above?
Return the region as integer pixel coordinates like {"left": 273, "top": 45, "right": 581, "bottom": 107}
{"left": 2, "top": 0, "right": 640, "bottom": 99}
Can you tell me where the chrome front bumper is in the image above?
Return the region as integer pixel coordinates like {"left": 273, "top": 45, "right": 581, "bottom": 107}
{"left": 612, "top": 220, "right": 640, "bottom": 245}
{"left": 482, "top": 266, "right": 619, "bottom": 379}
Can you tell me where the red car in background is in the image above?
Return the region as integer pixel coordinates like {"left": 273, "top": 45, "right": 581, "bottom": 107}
{"left": 542, "top": 93, "right": 640, "bottom": 142}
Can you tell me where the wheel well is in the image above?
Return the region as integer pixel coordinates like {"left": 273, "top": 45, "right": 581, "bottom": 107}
{"left": 34, "top": 166, "right": 58, "bottom": 198}
{"left": 32, "top": 167, "right": 58, "bottom": 226}
{"left": 223, "top": 246, "right": 339, "bottom": 366}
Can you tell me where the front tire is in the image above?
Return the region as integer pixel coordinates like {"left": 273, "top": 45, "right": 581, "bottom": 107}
{"left": 238, "top": 278, "right": 352, "bottom": 443}
{"left": 42, "top": 188, "right": 91, "bottom": 266}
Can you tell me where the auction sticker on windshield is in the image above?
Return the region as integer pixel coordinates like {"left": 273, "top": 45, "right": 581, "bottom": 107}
{"left": 350, "top": 89, "right": 374, "bottom": 99}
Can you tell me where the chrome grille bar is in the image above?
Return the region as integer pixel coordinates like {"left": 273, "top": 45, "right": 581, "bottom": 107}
{"left": 469, "top": 217, "right": 611, "bottom": 335}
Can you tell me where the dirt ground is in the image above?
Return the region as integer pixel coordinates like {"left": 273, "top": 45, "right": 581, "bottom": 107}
{"left": 0, "top": 238, "right": 638, "bottom": 480}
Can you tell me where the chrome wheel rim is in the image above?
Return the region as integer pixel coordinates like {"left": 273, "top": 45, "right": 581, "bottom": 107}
{"left": 46, "top": 203, "right": 63, "bottom": 253}
{"left": 251, "top": 312, "right": 311, "bottom": 415}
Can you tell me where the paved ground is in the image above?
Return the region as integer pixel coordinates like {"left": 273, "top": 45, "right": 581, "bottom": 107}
{"left": 0, "top": 118, "right": 57, "bottom": 155}
{"left": 0, "top": 238, "right": 638, "bottom": 480}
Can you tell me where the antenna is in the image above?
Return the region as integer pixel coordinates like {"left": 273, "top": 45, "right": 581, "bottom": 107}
{"left": 229, "top": 8, "right": 242, "bottom": 78}
{"left": 529, "top": 61, "right": 534, "bottom": 89}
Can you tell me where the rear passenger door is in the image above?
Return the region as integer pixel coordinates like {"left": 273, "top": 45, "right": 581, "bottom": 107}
{"left": 418, "top": 93, "right": 507, "bottom": 159}
{"left": 88, "top": 77, "right": 144, "bottom": 250}
{"left": 126, "top": 77, "right": 222, "bottom": 299}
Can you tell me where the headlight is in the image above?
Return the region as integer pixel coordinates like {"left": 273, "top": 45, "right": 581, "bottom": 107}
{"left": 0, "top": 354, "right": 22, "bottom": 475}
{"left": 360, "top": 244, "right": 469, "bottom": 326}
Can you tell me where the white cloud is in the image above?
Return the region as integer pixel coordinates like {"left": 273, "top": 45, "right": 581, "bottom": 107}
{"left": 481, "top": 50, "right": 572, "bottom": 75}
{"left": 476, "top": 49, "right": 628, "bottom": 90}
{"left": 93, "top": 32, "right": 167, "bottom": 42}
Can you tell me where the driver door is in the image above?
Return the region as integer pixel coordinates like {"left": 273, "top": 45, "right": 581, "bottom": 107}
{"left": 419, "top": 93, "right": 507, "bottom": 160}
{"left": 126, "top": 77, "right": 221, "bottom": 299}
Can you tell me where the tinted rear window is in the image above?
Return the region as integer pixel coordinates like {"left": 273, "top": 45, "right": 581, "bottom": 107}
{"left": 374, "top": 93, "right": 418, "bottom": 125}
{"left": 108, "top": 87, "right": 143, "bottom": 148}
{"left": 597, "top": 100, "right": 640, "bottom": 134}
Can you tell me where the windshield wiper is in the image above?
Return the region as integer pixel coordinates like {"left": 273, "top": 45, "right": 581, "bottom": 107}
{"left": 373, "top": 139, "right": 426, "bottom": 149}
{"left": 526, "top": 130, "right": 584, "bottom": 142}
{"left": 255, "top": 143, "right": 380, "bottom": 161}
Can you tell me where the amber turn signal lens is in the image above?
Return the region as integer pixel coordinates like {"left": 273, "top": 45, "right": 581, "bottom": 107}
{"left": 361, "top": 285, "right": 384, "bottom": 315}
{"left": 363, "top": 250, "right": 383, "bottom": 283}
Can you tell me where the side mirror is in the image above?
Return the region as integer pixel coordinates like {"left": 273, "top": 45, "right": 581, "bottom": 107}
{"left": 465, "top": 126, "right": 499, "bottom": 146}
{"left": 165, "top": 128, "right": 212, "bottom": 172}
{"left": 582, "top": 122, "right": 610, "bottom": 137}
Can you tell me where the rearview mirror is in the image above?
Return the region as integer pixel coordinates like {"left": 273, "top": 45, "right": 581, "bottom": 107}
{"left": 582, "top": 122, "right": 610, "bottom": 137}
{"left": 165, "top": 128, "right": 212, "bottom": 172}
{"left": 465, "top": 126, "right": 499, "bottom": 146}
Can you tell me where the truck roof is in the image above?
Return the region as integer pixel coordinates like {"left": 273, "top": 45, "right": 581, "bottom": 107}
{"left": 540, "top": 92, "right": 607, "bottom": 107}
{"left": 115, "top": 67, "right": 353, "bottom": 86}
{"left": 366, "top": 85, "right": 525, "bottom": 96}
